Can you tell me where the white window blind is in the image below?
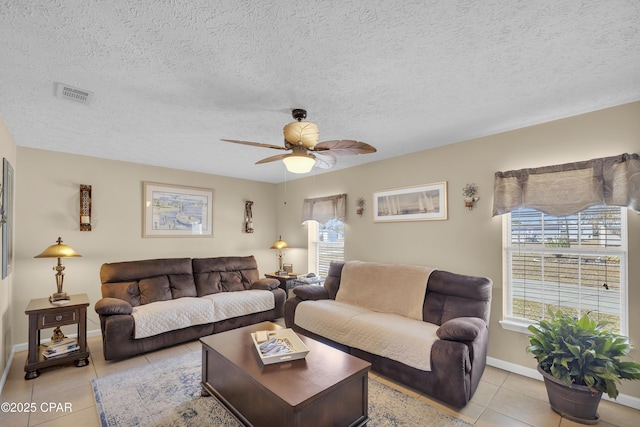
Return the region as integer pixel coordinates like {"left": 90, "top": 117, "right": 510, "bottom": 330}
{"left": 505, "top": 205, "right": 627, "bottom": 334}
{"left": 307, "top": 219, "right": 345, "bottom": 278}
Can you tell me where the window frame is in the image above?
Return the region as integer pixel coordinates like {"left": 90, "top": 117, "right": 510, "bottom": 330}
{"left": 306, "top": 219, "right": 345, "bottom": 277}
{"left": 500, "top": 206, "right": 628, "bottom": 335}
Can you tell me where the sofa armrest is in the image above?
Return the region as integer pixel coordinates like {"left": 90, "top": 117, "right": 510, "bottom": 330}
{"left": 292, "top": 285, "right": 330, "bottom": 301}
{"left": 95, "top": 297, "right": 133, "bottom": 316}
{"left": 251, "top": 278, "right": 281, "bottom": 290}
{"left": 436, "top": 317, "right": 486, "bottom": 341}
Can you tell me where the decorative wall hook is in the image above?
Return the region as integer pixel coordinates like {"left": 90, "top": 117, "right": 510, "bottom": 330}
{"left": 356, "top": 197, "right": 366, "bottom": 216}
{"left": 462, "top": 183, "right": 480, "bottom": 210}
{"left": 244, "top": 201, "right": 254, "bottom": 233}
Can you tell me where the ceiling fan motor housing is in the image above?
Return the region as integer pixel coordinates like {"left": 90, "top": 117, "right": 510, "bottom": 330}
{"left": 283, "top": 121, "right": 319, "bottom": 148}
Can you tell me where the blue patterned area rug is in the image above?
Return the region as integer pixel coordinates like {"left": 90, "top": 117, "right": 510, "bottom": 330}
{"left": 92, "top": 350, "right": 471, "bottom": 427}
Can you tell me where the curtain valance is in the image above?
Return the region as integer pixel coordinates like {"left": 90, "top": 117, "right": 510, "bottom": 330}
{"left": 492, "top": 153, "right": 640, "bottom": 216}
{"left": 301, "top": 193, "right": 347, "bottom": 224}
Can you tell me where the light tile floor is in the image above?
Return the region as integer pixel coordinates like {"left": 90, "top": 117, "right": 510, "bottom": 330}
{"left": 1, "top": 325, "right": 639, "bottom": 427}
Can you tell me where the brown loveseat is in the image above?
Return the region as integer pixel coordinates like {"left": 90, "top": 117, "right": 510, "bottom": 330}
{"left": 285, "top": 260, "right": 492, "bottom": 407}
{"left": 95, "top": 255, "right": 285, "bottom": 360}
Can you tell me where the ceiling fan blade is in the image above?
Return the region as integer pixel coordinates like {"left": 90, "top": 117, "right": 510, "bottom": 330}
{"left": 314, "top": 154, "right": 337, "bottom": 170}
{"left": 313, "top": 140, "right": 377, "bottom": 156}
{"left": 221, "top": 139, "right": 287, "bottom": 151}
{"left": 255, "top": 153, "right": 289, "bottom": 164}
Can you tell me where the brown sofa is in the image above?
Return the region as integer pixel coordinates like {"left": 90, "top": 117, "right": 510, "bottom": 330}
{"left": 284, "top": 260, "right": 492, "bottom": 407}
{"left": 95, "top": 255, "right": 285, "bottom": 360}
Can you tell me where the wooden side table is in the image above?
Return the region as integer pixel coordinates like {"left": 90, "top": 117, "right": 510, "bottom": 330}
{"left": 24, "top": 293, "right": 90, "bottom": 380}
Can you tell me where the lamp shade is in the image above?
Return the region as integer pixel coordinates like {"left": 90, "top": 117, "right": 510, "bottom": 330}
{"left": 270, "top": 236, "right": 289, "bottom": 250}
{"left": 283, "top": 153, "right": 316, "bottom": 174}
{"left": 283, "top": 121, "right": 319, "bottom": 148}
{"left": 34, "top": 237, "right": 82, "bottom": 258}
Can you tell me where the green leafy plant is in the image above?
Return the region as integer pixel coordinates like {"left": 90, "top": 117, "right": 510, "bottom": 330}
{"left": 527, "top": 309, "right": 640, "bottom": 398}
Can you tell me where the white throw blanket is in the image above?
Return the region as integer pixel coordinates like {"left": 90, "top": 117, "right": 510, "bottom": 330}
{"left": 295, "top": 300, "right": 439, "bottom": 371}
{"left": 336, "top": 261, "right": 433, "bottom": 321}
{"left": 131, "top": 290, "right": 275, "bottom": 339}
{"left": 201, "top": 290, "right": 274, "bottom": 322}
{"left": 132, "top": 297, "right": 215, "bottom": 339}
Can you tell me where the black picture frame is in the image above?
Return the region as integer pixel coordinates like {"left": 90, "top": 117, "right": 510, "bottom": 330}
{"left": 2, "top": 158, "right": 14, "bottom": 279}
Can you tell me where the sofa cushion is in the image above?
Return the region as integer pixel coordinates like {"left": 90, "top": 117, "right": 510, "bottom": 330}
{"left": 346, "top": 312, "right": 440, "bottom": 371}
{"left": 131, "top": 297, "right": 216, "bottom": 339}
{"left": 295, "top": 300, "right": 439, "bottom": 371}
{"left": 169, "top": 274, "right": 198, "bottom": 298}
{"left": 139, "top": 276, "right": 172, "bottom": 305}
{"left": 100, "top": 281, "right": 141, "bottom": 307}
{"left": 193, "top": 256, "right": 260, "bottom": 295}
{"left": 194, "top": 271, "right": 223, "bottom": 295}
{"left": 424, "top": 270, "right": 492, "bottom": 325}
{"left": 437, "top": 317, "right": 486, "bottom": 341}
{"left": 100, "top": 258, "right": 197, "bottom": 306}
{"left": 100, "top": 258, "right": 192, "bottom": 282}
{"left": 324, "top": 261, "right": 345, "bottom": 299}
{"left": 294, "top": 300, "right": 372, "bottom": 343}
{"left": 201, "top": 289, "right": 275, "bottom": 322}
{"left": 336, "top": 261, "right": 433, "bottom": 320}
{"left": 220, "top": 271, "right": 244, "bottom": 292}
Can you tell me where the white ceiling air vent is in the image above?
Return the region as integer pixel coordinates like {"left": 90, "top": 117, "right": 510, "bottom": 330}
{"left": 54, "top": 82, "right": 94, "bottom": 104}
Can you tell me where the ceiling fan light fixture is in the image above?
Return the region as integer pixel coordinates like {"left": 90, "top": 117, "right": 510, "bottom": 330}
{"left": 283, "top": 152, "right": 316, "bottom": 174}
{"left": 283, "top": 121, "right": 319, "bottom": 148}
{"left": 222, "top": 108, "right": 376, "bottom": 174}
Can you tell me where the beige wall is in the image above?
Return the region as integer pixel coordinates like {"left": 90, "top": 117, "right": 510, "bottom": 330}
{"left": 275, "top": 101, "right": 640, "bottom": 399}
{"left": 2, "top": 102, "right": 639, "bottom": 400}
{"left": 0, "top": 118, "right": 17, "bottom": 377}
{"left": 11, "top": 148, "right": 278, "bottom": 346}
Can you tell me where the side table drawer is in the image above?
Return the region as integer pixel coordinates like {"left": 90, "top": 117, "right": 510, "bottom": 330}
{"left": 41, "top": 310, "right": 76, "bottom": 328}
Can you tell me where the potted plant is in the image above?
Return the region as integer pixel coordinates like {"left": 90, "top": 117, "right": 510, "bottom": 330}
{"left": 527, "top": 309, "right": 640, "bottom": 424}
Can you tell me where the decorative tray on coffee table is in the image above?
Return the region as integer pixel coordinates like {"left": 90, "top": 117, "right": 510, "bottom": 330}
{"left": 251, "top": 328, "right": 309, "bottom": 365}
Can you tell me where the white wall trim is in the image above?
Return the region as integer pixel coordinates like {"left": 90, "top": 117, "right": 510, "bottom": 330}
{"left": 0, "top": 346, "right": 15, "bottom": 396}
{"left": 12, "top": 328, "right": 102, "bottom": 353}
{"left": 0, "top": 328, "right": 102, "bottom": 395}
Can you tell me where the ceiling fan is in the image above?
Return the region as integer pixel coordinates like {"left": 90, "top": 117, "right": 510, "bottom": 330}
{"left": 221, "top": 109, "right": 376, "bottom": 173}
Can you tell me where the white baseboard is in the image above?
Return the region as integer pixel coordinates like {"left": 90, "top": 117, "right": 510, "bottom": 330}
{"left": 0, "top": 328, "right": 102, "bottom": 395}
{"left": 12, "top": 328, "right": 102, "bottom": 353}
{"left": 487, "top": 357, "right": 640, "bottom": 411}
{"left": 0, "top": 347, "right": 15, "bottom": 396}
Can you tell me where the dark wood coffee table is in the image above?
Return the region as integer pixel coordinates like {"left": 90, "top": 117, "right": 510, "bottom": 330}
{"left": 200, "top": 321, "right": 371, "bottom": 427}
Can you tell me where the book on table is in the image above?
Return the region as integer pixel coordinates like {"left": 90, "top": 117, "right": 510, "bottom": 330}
{"left": 42, "top": 337, "right": 75, "bottom": 349}
{"left": 42, "top": 339, "right": 79, "bottom": 358}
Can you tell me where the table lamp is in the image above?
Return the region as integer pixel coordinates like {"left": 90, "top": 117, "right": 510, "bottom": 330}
{"left": 270, "top": 236, "right": 289, "bottom": 275}
{"left": 34, "top": 237, "right": 82, "bottom": 302}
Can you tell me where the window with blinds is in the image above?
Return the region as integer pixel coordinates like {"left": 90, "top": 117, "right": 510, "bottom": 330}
{"left": 307, "top": 219, "right": 345, "bottom": 277}
{"left": 506, "top": 205, "right": 627, "bottom": 334}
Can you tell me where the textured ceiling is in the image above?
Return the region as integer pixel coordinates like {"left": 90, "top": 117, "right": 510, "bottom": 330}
{"left": 1, "top": 1, "right": 639, "bottom": 183}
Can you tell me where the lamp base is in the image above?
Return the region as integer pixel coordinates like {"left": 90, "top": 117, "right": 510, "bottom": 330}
{"left": 49, "top": 292, "right": 70, "bottom": 302}
{"left": 276, "top": 270, "right": 288, "bottom": 276}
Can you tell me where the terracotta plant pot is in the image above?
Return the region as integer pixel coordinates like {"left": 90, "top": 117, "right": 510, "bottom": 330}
{"left": 537, "top": 365, "right": 602, "bottom": 425}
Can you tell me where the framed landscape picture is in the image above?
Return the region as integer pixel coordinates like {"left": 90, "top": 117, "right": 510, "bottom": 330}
{"left": 143, "top": 182, "right": 214, "bottom": 237}
{"left": 373, "top": 182, "right": 447, "bottom": 222}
